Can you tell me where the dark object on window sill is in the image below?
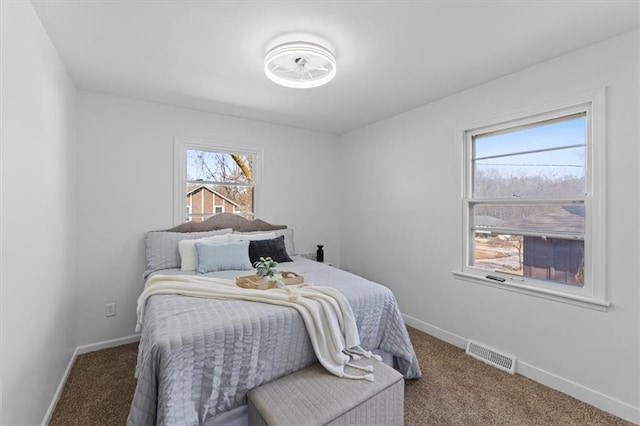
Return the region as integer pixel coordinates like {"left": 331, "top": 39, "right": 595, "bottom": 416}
{"left": 316, "top": 245, "right": 324, "bottom": 263}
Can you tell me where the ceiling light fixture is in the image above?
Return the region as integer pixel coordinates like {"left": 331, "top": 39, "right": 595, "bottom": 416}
{"left": 264, "top": 41, "right": 336, "bottom": 89}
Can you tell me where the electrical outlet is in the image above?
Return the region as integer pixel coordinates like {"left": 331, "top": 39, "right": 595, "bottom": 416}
{"left": 105, "top": 302, "right": 116, "bottom": 317}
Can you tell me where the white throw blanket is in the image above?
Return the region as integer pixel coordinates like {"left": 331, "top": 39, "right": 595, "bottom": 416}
{"left": 136, "top": 274, "right": 381, "bottom": 380}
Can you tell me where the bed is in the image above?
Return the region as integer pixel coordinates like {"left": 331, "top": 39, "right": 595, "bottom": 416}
{"left": 128, "top": 214, "right": 421, "bottom": 425}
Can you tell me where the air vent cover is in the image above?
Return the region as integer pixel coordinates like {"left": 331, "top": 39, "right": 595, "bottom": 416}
{"left": 466, "top": 341, "right": 516, "bottom": 374}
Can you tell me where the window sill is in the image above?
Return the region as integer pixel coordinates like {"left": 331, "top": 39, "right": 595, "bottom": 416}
{"left": 452, "top": 271, "right": 610, "bottom": 312}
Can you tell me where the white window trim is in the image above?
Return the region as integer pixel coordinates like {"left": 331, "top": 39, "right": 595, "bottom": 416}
{"left": 452, "top": 88, "right": 608, "bottom": 311}
{"left": 174, "top": 136, "right": 263, "bottom": 225}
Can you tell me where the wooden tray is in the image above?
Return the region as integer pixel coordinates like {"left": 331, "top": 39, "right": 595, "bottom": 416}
{"left": 236, "top": 271, "right": 304, "bottom": 290}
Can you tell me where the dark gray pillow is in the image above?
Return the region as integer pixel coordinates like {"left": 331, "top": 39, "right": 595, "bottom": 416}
{"left": 233, "top": 229, "right": 296, "bottom": 256}
{"left": 249, "top": 236, "right": 292, "bottom": 264}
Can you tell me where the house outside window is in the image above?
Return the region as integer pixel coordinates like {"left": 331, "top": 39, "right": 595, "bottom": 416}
{"left": 186, "top": 185, "right": 238, "bottom": 221}
{"left": 455, "top": 90, "right": 608, "bottom": 310}
{"left": 175, "top": 137, "right": 261, "bottom": 223}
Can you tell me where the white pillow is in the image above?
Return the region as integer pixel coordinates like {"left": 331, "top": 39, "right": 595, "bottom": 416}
{"left": 233, "top": 229, "right": 296, "bottom": 256}
{"left": 179, "top": 234, "right": 230, "bottom": 271}
{"left": 227, "top": 232, "right": 276, "bottom": 242}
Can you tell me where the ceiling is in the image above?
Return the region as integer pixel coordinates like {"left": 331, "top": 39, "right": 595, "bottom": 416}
{"left": 31, "top": 1, "right": 639, "bottom": 135}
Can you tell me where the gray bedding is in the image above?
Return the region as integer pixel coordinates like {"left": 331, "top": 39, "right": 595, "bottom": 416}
{"left": 127, "top": 257, "right": 421, "bottom": 425}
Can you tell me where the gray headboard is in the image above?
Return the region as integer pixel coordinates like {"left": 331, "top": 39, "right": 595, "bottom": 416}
{"left": 166, "top": 213, "right": 287, "bottom": 233}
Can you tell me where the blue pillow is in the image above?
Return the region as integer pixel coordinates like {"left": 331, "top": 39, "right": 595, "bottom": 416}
{"left": 194, "top": 240, "right": 253, "bottom": 274}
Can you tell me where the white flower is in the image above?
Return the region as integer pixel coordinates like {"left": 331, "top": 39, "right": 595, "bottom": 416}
{"left": 269, "top": 273, "right": 283, "bottom": 282}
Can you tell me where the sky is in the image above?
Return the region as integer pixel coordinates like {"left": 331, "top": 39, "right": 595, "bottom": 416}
{"left": 474, "top": 114, "right": 586, "bottom": 179}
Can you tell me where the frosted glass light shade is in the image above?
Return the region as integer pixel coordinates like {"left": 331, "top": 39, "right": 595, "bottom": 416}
{"left": 264, "top": 41, "right": 336, "bottom": 89}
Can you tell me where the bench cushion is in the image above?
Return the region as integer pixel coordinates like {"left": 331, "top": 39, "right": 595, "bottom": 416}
{"left": 247, "top": 359, "right": 404, "bottom": 425}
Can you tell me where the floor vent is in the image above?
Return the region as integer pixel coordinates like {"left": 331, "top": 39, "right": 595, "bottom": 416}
{"left": 466, "top": 341, "right": 516, "bottom": 374}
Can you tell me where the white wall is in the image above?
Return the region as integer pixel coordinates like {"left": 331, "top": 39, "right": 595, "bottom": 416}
{"left": 75, "top": 92, "right": 340, "bottom": 345}
{"left": 338, "top": 30, "right": 639, "bottom": 422}
{"left": 2, "top": 3, "right": 635, "bottom": 423}
{"left": 0, "top": 1, "right": 78, "bottom": 424}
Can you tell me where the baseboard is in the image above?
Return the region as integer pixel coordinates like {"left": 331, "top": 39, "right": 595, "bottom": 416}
{"left": 402, "top": 313, "right": 467, "bottom": 349}
{"left": 517, "top": 362, "right": 640, "bottom": 425}
{"left": 76, "top": 334, "right": 140, "bottom": 355}
{"left": 42, "top": 334, "right": 141, "bottom": 425}
{"left": 41, "top": 347, "right": 79, "bottom": 426}
{"left": 402, "top": 313, "right": 640, "bottom": 425}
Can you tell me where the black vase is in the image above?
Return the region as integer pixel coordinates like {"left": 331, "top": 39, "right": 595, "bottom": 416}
{"left": 316, "top": 245, "right": 324, "bottom": 263}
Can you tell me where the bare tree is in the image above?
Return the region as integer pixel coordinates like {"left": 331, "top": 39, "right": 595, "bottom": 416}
{"left": 188, "top": 151, "right": 254, "bottom": 214}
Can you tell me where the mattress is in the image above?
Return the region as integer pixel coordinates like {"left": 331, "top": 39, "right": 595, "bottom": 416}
{"left": 127, "top": 257, "right": 421, "bottom": 425}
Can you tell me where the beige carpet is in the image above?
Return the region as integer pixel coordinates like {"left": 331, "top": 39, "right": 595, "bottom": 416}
{"left": 50, "top": 327, "right": 632, "bottom": 425}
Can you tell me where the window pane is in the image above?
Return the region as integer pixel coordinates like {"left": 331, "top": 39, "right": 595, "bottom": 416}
{"left": 472, "top": 232, "right": 584, "bottom": 286}
{"left": 473, "top": 232, "right": 523, "bottom": 275}
{"left": 474, "top": 146, "right": 585, "bottom": 198}
{"left": 473, "top": 114, "right": 586, "bottom": 198}
{"left": 474, "top": 114, "right": 586, "bottom": 160}
{"left": 187, "top": 150, "right": 253, "bottom": 184}
{"left": 186, "top": 184, "right": 253, "bottom": 221}
{"left": 474, "top": 204, "right": 584, "bottom": 235}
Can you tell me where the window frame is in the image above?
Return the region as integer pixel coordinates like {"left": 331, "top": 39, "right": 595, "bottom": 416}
{"left": 174, "top": 136, "right": 263, "bottom": 225}
{"left": 453, "top": 89, "right": 608, "bottom": 311}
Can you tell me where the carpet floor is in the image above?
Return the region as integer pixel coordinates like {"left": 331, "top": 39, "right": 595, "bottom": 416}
{"left": 50, "top": 327, "right": 631, "bottom": 425}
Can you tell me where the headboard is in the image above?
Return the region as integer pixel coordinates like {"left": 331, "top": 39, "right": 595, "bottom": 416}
{"left": 166, "top": 213, "right": 287, "bottom": 233}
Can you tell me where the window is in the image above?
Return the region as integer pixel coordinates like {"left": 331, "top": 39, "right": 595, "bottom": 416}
{"left": 455, "top": 90, "right": 608, "bottom": 310}
{"left": 175, "top": 137, "right": 261, "bottom": 223}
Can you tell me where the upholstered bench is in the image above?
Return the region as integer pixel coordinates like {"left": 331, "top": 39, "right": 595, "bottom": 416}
{"left": 247, "top": 359, "right": 404, "bottom": 425}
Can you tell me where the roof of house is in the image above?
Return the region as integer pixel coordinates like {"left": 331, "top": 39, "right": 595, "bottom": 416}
{"left": 186, "top": 184, "right": 239, "bottom": 207}
{"left": 502, "top": 206, "right": 584, "bottom": 234}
